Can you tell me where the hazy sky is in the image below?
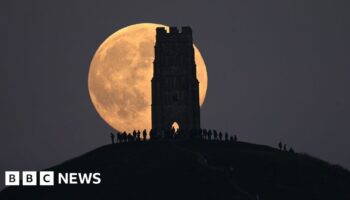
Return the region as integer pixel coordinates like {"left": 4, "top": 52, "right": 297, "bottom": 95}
{"left": 1, "top": 0, "right": 349, "bottom": 189}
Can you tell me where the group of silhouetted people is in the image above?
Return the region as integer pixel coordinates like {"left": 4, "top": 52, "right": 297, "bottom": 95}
{"left": 110, "top": 130, "right": 148, "bottom": 144}
{"left": 200, "top": 129, "right": 238, "bottom": 142}
{"left": 109, "top": 128, "right": 239, "bottom": 144}
{"left": 278, "top": 141, "right": 294, "bottom": 153}
{"left": 109, "top": 129, "right": 296, "bottom": 153}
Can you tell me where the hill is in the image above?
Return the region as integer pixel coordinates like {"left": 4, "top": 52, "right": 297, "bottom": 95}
{"left": 1, "top": 140, "right": 350, "bottom": 200}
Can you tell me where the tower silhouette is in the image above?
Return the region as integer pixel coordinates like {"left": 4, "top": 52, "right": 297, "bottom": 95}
{"left": 151, "top": 26, "right": 200, "bottom": 137}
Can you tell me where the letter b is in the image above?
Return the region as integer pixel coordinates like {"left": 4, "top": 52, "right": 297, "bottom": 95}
{"left": 5, "top": 171, "right": 19, "bottom": 186}
{"left": 23, "top": 171, "right": 37, "bottom": 186}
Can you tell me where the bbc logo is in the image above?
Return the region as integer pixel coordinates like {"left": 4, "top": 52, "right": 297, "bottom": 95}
{"left": 5, "top": 171, "right": 54, "bottom": 186}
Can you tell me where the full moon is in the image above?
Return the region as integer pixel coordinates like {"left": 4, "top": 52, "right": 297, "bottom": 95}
{"left": 88, "top": 23, "right": 208, "bottom": 133}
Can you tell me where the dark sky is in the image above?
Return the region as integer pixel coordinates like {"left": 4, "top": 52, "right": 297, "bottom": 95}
{"left": 1, "top": 0, "right": 349, "bottom": 189}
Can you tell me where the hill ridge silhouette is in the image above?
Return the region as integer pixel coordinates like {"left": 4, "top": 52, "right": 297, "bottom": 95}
{"left": 1, "top": 140, "right": 350, "bottom": 200}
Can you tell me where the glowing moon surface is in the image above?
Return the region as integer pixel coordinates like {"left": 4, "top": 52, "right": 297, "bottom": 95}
{"left": 88, "top": 23, "right": 208, "bottom": 133}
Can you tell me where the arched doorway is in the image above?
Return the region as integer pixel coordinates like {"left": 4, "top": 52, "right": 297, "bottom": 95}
{"left": 171, "top": 122, "right": 180, "bottom": 134}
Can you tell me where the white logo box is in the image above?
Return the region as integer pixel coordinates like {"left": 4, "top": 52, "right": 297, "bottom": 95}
{"left": 5, "top": 171, "right": 54, "bottom": 186}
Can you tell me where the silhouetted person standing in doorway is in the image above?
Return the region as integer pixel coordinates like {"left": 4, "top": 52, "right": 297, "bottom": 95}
{"left": 110, "top": 132, "right": 115, "bottom": 144}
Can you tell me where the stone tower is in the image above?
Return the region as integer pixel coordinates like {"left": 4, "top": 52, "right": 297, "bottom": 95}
{"left": 151, "top": 26, "right": 200, "bottom": 136}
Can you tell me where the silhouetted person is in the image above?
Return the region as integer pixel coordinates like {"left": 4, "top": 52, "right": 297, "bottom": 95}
{"left": 234, "top": 135, "right": 237, "bottom": 142}
{"left": 132, "top": 130, "right": 137, "bottom": 140}
{"left": 117, "top": 132, "right": 122, "bottom": 143}
{"left": 203, "top": 129, "right": 207, "bottom": 140}
{"left": 142, "top": 129, "right": 147, "bottom": 141}
{"left": 224, "top": 132, "right": 228, "bottom": 141}
{"left": 197, "top": 128, "right": 202, "bottom": 139}
{"left": 230, "top": 136, "right": 233, "bottom": 142}
{"left": 127, "top": 133, "right": 134, "bottom": 142}
{"left": 150, "top": 129, "right": 155, "bottom": 140}
{"left": 208, "top": 130, "right": 212, "bottom": 140}
{"left": 289, "top": 147, "right": 295, "bottom": 153}
{"left": 110, "top": 132, "right": 115, "bottom": 144}
{"left": 283, "top": 144, "right": 287, "bottom": 151}
{"left": 169, "top": 127, "right": 176, "bottom": 139}
{"left": 213, "top": 130, "right": 218, "bottom": 140}
{"left": 122, "top": 131, "right": 127, "bottom": 142}
{"left": 219, "top": 132, "right": 223, "bottom": 140}
{"left": 137, "top": 130, "right": 141, "bottom": 141}
{"left": 278, "top": 141, "right": 282, "bottom": 150}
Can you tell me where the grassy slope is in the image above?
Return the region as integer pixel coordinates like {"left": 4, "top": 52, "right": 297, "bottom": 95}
{"left": 1, "top": 140, "right": 350, "bottom": 200}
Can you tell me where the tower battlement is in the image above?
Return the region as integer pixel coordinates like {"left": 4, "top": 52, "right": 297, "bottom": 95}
{"left": 156, "top": 26, "right": 193, "bottom": 43}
